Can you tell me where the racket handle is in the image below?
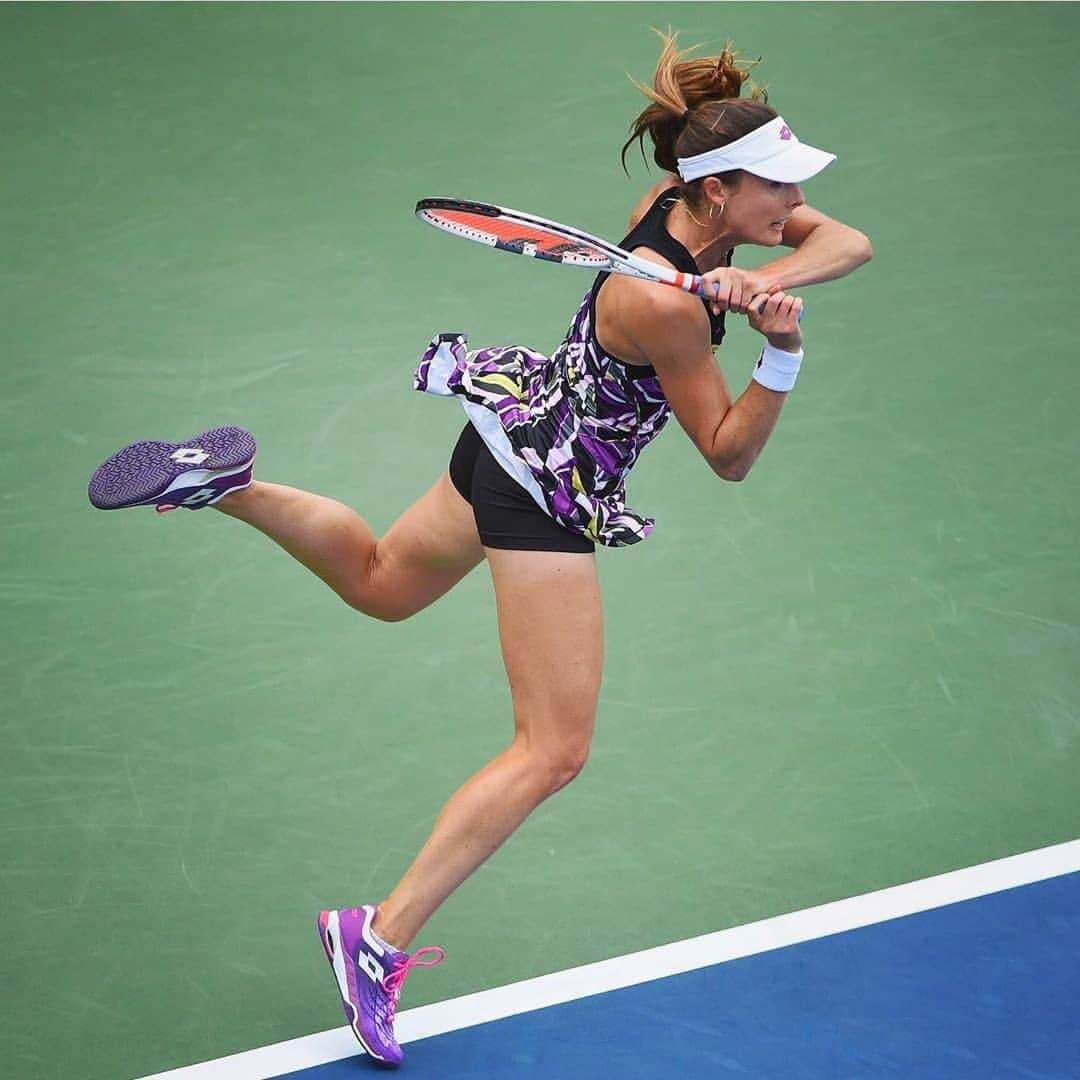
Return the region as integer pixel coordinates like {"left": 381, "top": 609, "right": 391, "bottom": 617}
{"left": 689, "top": 274, "right": 805, "bottom": 319}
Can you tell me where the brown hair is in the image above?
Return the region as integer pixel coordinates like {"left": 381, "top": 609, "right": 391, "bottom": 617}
{"left": 622, "top": 30, "right": 776, "bottom": 192}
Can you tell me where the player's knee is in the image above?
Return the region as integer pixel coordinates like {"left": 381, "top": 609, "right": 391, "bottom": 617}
{"left": 555, "top": 744, "right": 590, "bottom": 791}
{"left": 536, "top": 737, "right": 592, "bottom": 796}
{"left": 341, "top": 591, "right": 413, "bottom": 622}
{"left": 367, "top": 603, "right": 412, "bottom": 623}
{"left": 339, "top": 548, "right": 415, "bottom": 621}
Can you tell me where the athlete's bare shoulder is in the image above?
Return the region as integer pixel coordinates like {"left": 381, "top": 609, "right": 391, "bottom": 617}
{"left": 627, "top": 174, "right": 680, "bottom": 231}
{"left": 596, "top": 253, "right": 708, "bottom": 367}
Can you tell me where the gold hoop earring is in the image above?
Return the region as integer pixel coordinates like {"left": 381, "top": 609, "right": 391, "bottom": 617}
{"left": 708, "top": 203, "right": 715, "bottom": 220}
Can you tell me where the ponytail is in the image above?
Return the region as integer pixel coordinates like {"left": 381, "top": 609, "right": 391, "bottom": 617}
{"left": 621, "top": 29, "right": 766, "bottom": 175}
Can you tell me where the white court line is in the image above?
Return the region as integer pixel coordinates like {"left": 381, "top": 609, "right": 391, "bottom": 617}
{"left": 136, "top": 837, "right": 1080, "bottom": 1080}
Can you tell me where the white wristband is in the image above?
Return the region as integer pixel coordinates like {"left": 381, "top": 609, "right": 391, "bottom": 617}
{"left": 752, "top": 343, "right": 804, "bottom": 393}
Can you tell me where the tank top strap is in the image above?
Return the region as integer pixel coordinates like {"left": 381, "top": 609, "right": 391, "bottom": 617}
{"left": 617, "top": 188, "right": 700, "bottom": 274}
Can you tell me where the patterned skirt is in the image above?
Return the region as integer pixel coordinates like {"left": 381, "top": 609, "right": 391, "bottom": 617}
{"left": 414, "top": 333, "right": 659, "bottom": 547}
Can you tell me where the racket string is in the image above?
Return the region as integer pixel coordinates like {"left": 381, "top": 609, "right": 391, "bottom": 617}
{"left": 421, "top": 209, "right": 611, "bottom": 267}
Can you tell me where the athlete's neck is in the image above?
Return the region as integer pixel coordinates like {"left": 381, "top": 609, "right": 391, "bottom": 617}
{"left": 665, "top": 199, "right": 735, "bottom": 272}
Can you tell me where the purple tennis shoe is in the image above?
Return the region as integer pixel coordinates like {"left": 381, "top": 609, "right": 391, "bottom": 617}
{"left": 88, "top": 426, "right": 256, "bottom": 513}
{"left": 318, "top": 905, "right": 444, "bottom": 1068}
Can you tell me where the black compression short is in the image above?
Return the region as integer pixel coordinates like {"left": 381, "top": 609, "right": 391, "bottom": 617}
{"left": 448, "top": 424, "right": 595, "bottom": 554}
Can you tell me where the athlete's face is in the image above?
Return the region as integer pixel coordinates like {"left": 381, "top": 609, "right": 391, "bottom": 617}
{"left": 712, "top": 173, "right": 805, "bottom": 247}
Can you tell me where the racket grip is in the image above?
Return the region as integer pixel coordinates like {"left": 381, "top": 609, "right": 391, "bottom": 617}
{"left": 765, "top": 299, "right": 806, "bottom": 320}
{"left": 691, "top": 276, "right": 806, "bottom": 319}
{"left": 751, "top": 298, "right": 806, "bottom": 318}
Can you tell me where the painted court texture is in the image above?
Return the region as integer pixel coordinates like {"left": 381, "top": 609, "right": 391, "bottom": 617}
{"left": 3, "top": 4, "right": 1079, "bottom": 1078}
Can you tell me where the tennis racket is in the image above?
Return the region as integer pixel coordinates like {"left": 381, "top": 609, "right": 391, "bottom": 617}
{"left": 416, "top": 197, "right": 712, "bottom": 298}
{"left": 416, "top": 198, "right": 798, "bottom": 317}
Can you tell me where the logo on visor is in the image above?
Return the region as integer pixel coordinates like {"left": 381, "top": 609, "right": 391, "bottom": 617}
{"left": 779, "top": 125, "right": 793, "bottom": 141}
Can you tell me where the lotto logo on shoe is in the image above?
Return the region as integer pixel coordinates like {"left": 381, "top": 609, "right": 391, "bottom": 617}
{"left": 171, "top": 448, "right": 210, "bottom": 465}
{"left": 181, "top": 488, "right": 218, "bottom": 506}
{"left": 355, "top": 947, "right": 386, "bottom": 985}
{"left": 356, "top": 908, "right": 387, "bottom": 983}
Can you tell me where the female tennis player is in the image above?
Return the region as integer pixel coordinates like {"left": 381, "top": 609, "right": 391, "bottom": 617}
{"left": 88, "top": 33, "right": 870, "bottom": 1067}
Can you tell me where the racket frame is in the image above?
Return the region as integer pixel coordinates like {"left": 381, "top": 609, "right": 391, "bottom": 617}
{"left": 416, "top": 197, "right": 711, "bottom": 299}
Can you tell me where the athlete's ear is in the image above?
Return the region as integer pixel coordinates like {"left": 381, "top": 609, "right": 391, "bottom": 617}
{"left": 701, "top": 175, "right": 735, "bottom": 210}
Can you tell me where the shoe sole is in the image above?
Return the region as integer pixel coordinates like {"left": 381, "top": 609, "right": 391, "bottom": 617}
{"left": 88, "top": 426, "right": 256, "bottom": 510}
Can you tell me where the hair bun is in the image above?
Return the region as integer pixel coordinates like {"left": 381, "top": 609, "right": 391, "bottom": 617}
{"left": 707, "top": 49, "right": 751, "bottom": 99}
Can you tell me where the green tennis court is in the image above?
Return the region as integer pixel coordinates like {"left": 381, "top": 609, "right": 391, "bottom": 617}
{"left": 3, "top": 4, "right": 1078, "bottom": 1077}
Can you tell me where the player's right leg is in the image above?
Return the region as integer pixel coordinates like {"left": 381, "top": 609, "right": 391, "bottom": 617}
{"left": 216, "top": 471, "right": 483, "bottom": 621}
{"left": 88, "top": 425, "right": 484, "bottom": 622}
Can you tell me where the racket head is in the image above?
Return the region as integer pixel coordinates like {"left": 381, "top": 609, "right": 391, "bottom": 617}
{"left": 416, "top": 198, "right": 620, "bottom": 270}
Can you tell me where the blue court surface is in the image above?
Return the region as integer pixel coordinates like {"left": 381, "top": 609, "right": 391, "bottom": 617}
{"left": 143, "top": 846, "right": 1079, "bottom": 1080}
{"left": 275, "top": 869, "right": 1078, "bottom": 1079}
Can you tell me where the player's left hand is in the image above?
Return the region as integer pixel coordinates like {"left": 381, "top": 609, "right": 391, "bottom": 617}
{"left": 747, "top": 290, "right": 804, "bottom": 351}
{"left": 700, "top": 267, "right": 780, "bottom": 316}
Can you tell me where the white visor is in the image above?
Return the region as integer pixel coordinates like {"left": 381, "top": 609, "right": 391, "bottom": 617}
{"left": 677, "top": 116, "right": 836, "bottom": 184}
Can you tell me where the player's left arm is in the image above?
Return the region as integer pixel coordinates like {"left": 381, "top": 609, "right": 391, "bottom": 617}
{"left": 757, "top": 203, "right": 873, "bottom": 289}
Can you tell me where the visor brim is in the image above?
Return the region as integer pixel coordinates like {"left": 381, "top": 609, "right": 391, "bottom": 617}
{"left": 744, "top": 144, "right": 837, "bottom": 184}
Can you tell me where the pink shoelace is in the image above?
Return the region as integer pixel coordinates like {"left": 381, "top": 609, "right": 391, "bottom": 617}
{"left": 381, "top": 946, "right": 445, "bottom": 1025}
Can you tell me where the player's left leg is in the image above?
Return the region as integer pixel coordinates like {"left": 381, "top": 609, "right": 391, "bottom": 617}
{"left": 318, "top": 545, "right": 604, "bottom": 1066}
{"left": 372, "top": 545, "right": 603, "bottom": 947}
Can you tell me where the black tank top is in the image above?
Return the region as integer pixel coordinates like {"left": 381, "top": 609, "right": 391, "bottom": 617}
{"left": 589, "top": 189, "right": 730, "bottom": 374}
